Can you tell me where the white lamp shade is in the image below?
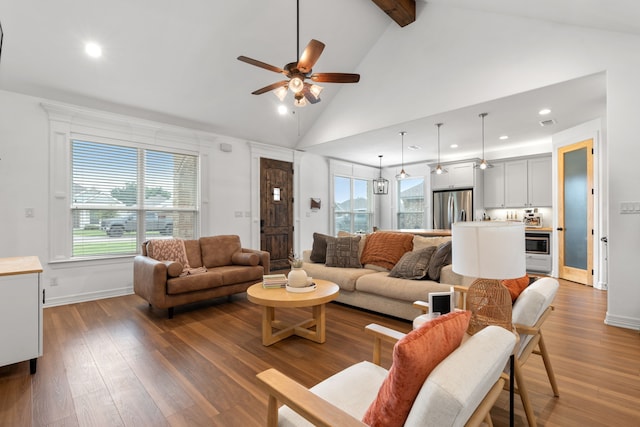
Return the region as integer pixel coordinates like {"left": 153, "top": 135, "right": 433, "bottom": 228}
{"left": 452, "top": 222, "right": 526, "bottom": 279}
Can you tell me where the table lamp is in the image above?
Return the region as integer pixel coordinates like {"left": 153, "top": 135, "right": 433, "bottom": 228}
{"left": 452, "top": 222, "right": 526, "bottom": 335}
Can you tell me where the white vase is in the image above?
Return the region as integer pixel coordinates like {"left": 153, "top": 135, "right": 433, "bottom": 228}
{"left": 288, "top": 268, "right": 308, "bottom": 288}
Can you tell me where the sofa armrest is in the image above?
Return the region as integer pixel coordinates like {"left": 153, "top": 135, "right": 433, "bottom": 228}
{"left": 133, "top": 255, "right": 170, "bottom": 308}
{"left": 439, "top": 264, "right": 464, "bottom": 285}
{"left": 256, "top": 368, "right": 366, "bottom": 427}
{"left": 302, "top": 250, "right": 312, "bottom": 263}
{"left": 241, "top": 248, "right": 270, "bottom": 274}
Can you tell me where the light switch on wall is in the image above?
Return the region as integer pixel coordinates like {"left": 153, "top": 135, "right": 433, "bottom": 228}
{"left": 25, "top": 208, "right": 34, "bottom": 218}
{"left": 620, "top": 201, "right": 640, "bottom": 214}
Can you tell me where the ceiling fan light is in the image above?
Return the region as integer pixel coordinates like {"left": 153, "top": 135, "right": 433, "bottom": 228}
{"left": 289, "top": 76, "right": 304, "bottom": 93}
{"left": 294, "top": 96, "right": 308, "bottom": 108}
{"left": 309, "top": 84, "right": 323, "bottom": 98}
{"left": 273, "top": 86, "right": 288, "bottom": 101}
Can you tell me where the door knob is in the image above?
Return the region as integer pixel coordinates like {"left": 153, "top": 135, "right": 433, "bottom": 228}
{"left": 556, "top": 227, "right": 564, "bottom": 231}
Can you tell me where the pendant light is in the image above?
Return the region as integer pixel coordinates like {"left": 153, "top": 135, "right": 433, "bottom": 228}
{"left": 395, "top": 131, "right": 410, "bottom": 179}
{"left": 476, "top": 112, "right": 493, "bottom": 170}
{"left": 372, "top": 155, "right": 389, "bottom": 195}
{"left": 431, "top": 122, "right": 448, "bottom": 175}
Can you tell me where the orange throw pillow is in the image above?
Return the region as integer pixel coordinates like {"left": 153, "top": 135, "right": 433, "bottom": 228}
{"left": 362, "top": 310, "right": 471, "bottom": 427}
{"left": 502, "top": 276, "right": 530, "bottom": 302}
{"left": 360, "top": 232, "right": 414, "bottom": 270}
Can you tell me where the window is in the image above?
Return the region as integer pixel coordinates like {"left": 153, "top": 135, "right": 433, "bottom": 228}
{"left": 397, "top": 177, "right": 426, "bottom": 229}
{"left": 71, "top": 140, "right": 198, "bottom": 258}
{"left": 334, "top": 176, "right": 373, "bottom": 234}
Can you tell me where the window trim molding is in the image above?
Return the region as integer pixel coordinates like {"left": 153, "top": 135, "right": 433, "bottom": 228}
{"left": 42, "top": 101, "right": 211, "bottom": 262}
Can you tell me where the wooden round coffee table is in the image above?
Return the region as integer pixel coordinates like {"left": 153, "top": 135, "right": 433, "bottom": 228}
{"left": 247, "top": 279, "right": 339, "bottom": 346}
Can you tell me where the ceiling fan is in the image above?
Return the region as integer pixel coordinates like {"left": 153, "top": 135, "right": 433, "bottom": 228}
{"left": 237, "top": 0, "right": 360, "bottom": 107}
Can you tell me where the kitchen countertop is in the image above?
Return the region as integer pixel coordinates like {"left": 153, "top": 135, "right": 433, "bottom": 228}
{"left": 525, "top": 227, "right": 553, "bottom": 232}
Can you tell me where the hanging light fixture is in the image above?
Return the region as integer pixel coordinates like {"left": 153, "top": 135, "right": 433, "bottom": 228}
{"left": 373, "top": 155, "right": 389, "bottom": 195}
{"left": 395, "top": 131, "right": 410, "bottom": 179}
{"left": 476, "top": 112, "right": 493, "bottom": 170}
{"left": 431, "top": 122, "right": 448, "bottom": 175}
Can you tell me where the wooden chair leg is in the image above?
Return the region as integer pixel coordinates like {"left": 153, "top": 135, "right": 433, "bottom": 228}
{"left": 266, "top": 394, "right": 279, "bottom": 427}
{"left": 484, "top": 412, "right": 494, "bottom": 427}
{"left": 537, "top": 332, "right": 559, "bottom": 397}
{"left": 514, "top": 359, "right": 537, "bottom": 427}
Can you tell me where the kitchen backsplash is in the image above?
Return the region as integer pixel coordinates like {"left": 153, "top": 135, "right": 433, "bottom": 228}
{"left": 483, "top": 207, "right": 553, "bottom": 228}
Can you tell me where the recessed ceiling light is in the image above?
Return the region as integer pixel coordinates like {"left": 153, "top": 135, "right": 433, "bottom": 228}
{"left": 450, "top": 144, "right": 458, "bottom": 149}
{"left": 85, "top": 42, "right": 102, "bottom": 58}
{"left": 539, "top": 108, "right": 551, "bottom": 115}
{"left": 499, "top": 135, "right": 509, "bottom": 140}
{"left": 277, "top": 105, "right": 288, "bottom": 115}
{"left": 407, "top": 145, "right": 422, "bottom": 151}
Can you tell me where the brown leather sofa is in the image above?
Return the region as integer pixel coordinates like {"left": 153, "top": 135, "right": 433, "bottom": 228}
{"left": 134, "top": 235, "right": 270, "bottom": 318}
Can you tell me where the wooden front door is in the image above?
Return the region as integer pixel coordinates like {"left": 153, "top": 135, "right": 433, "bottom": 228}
{"left": 260, "top": 158, "right": 294, "bottom": 271}
{"left": 557, "top": 139, "right": 594, "bottom": 285}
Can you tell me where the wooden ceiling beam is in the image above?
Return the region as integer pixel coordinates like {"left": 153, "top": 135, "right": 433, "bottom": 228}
{"left": 371, "top": 0, "right": 416, "bottom": 27}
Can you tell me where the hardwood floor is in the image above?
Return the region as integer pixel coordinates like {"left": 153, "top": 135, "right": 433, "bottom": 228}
{"left": 0, "top": 280, "right": 638, "bottom": 426}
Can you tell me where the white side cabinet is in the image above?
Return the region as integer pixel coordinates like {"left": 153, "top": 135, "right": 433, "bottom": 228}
{"left": 0, "top": 256, "right": 43, "bottom": 374}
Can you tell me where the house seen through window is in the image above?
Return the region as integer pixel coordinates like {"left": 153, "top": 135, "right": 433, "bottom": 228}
{"left": 397, "top": 177, "right": 426, "bottom": 229}
{"left": 333, "top": 176, "right": 372, "bottom": 234}
{"left": 71, "top": 140, "right": 199, "bottom": 258}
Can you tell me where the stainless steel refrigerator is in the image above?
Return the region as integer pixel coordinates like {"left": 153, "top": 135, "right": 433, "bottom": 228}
{"left": 433, "top": 189, "right": 473, "bottom": 229}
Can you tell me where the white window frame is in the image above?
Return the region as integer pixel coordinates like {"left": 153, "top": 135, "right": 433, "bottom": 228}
{"left": 43, "top": 102, "right": 208, "bottom": 263}
{"left": 397, "top": 176, "right": 427, "bottom": 229}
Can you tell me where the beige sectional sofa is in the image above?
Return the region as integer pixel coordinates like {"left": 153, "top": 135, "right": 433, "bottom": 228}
{"left": 302, "top": 232, "right": 463, "bottom": 321}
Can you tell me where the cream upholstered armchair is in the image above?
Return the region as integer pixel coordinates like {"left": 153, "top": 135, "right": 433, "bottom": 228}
{"left": 255, "top": 317, "right": 516, "bottom": 427}
{"left": 416, "top": 277, "right": 560, "bottom": 427}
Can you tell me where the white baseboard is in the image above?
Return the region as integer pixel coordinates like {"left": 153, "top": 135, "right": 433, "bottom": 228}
{"left": 44, "top": 286, "right": 134, "bottom": 308}
{"left": 604, "top": 312, "right": 640, "bottom": 331}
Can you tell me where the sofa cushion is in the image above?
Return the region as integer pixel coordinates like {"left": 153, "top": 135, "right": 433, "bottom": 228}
{"left": 362, "top": 311, "right": 471, "bottom": 427}
{"left": 360, "top": 232, "right": 414, "bottom": 270}
{"left": 356, "top": 271, "right": 451, "bottom": 302}
{"left": 232, "top": 251, "right": 259, "bottom": 266}
{"left": 310, "top": 232, "right": 331, "bottom": 263}
{"left": 412, "top": 235, "right": 451, "bottom": 252}
{"left": 167, "top": 271, "right": 224, "bottom": 294}
{"left": 325, "top": 235, "right": 362, "bottom": 268}
{"left": 337, "top": 231, "right": 369, "bottom": 259}
{"left": 501, "top": 275, "right": 530, "bottom": 302}
{"left": 426, "top": 241, "right": 452, "bottom": 281}
{"left": 215, "top": 265, "right": 264, "bottom": 286}
{"left": 200, "top": 235, "right": 242, "bottom": 268}
{"left": 302, "top": 262, "right": 375, "bottom": 292}
{"left": 389, "top": 246, "right": 437, "bottom": 279}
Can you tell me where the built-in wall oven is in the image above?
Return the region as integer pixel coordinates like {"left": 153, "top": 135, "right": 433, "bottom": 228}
{"left": 525, "top": 232, "right": 550, "bottom": 255}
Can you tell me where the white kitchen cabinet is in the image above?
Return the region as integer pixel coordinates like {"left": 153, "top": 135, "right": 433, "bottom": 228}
{"left": 498, "top": 157, "right": 552, "bottom": 208}
{"left": 482, "top": 163, "right": 505, "bottom": 208}
{"left": 504, "top": 160, "right": 529, "bottom": 207}
{"left": 527, "top": 156, "right": 553, "bottom": 207}
{"left": 431, "top": 162, "right": 475, "bottom": 190}
{"left": 0, "top": 257, "right": 43, "bottom": 374}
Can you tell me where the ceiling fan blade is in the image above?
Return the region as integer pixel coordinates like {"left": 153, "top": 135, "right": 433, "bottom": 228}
{"left": 251, "top": 80, "right": 289, "bottom": 95}
{"left": 310, "top": 73, "right": 360, "bottom": 83}
{"left": 297, "top": 39, "right": 325, "bottom": 73}
{"left": 238, "top": 55, "right": 288, "bottom": 75}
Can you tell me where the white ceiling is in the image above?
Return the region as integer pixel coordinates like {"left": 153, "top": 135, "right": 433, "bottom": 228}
{"left": 0, "top": 0, "right": 634, "bottom": 167}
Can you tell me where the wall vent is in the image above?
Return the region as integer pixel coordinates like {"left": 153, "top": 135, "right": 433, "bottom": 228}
{"left": 539, "top": 119, "right": 557, "bottom": 127}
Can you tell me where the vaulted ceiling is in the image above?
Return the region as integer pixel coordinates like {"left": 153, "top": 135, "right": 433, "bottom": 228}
{"left": 1, "top": 1, "right": 634, "bottom": 167}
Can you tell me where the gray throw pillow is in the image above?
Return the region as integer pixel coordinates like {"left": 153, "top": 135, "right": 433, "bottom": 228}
{"left": 325, "top": 236, "right": 362, "bottom": 268}
{"left": 389, "top": 246, "right": 437, "bottom": 279}
{"left": 427, "top": 241, "right": 452, "bottom": 281}
{"left": 310, "top": 232, "right": 331, "bottom": 263}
